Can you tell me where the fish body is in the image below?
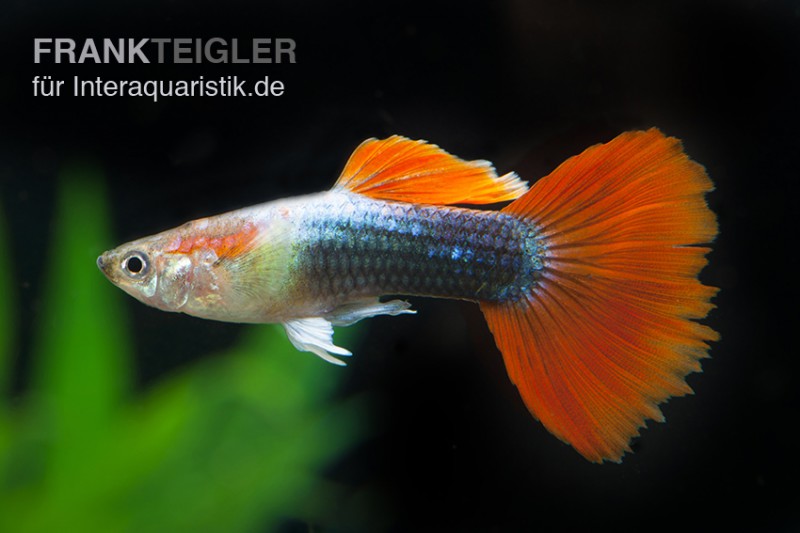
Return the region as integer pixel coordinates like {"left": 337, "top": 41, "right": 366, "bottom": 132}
{"left": 287, "top": 192, "right": 544, "bottom": 304}
{"left": 99, "top": 190, "right": 542, "bottom": 321}
{"left": 99, "top": 130, "right": 718, "bottom": 462}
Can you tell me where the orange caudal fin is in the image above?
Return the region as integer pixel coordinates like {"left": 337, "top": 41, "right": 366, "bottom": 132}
{"left": 481, "top": 129, "right": 719, "bottom": 463}
{"left": 334, "top": 136, "right": 529, "bottom": 204}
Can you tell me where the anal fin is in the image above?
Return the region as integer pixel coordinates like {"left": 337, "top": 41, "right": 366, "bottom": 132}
{"left": 325, "top": 298, "right": 415, "bottom": 326}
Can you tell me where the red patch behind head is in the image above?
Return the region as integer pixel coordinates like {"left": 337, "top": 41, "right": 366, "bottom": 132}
{"left": 166, "top": 220, "right": 260, "bottom": 260}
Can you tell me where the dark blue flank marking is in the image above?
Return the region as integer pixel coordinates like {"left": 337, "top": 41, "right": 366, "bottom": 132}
{"left": 299, "top": 197, "right": 545, "bottom": 303}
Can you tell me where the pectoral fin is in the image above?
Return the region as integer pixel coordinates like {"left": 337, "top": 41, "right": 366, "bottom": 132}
{"left": 283, "top": 317, "right": 352, "bottom": 366}
{"left": 283, "top": 299, "right": 415, "bottom": 365}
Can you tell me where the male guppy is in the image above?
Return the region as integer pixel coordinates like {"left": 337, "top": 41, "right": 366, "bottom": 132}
{"left": 98, "top": 129, "right": 718, "bottom": 463}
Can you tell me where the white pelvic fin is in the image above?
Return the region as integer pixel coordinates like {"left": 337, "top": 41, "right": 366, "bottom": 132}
{"left": 283, "top": 317, "right": 352, "bottom": 366}
{"left": 325, "top": 298, "right": 416, "bottom": 327}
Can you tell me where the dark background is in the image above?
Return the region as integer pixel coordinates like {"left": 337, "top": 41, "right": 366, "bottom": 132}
{"left": 2, "top": 0, "right": 798, "bottom": 531}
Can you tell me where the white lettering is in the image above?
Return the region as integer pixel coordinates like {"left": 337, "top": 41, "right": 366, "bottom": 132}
{"left": 55, "top": 39, "right": 76, "bottom": 64}
{"left": 34, "top": 38, "right": 52, "bottom": 63}
{"left": 78, "top": 39, "right": 100, "bottom": 63}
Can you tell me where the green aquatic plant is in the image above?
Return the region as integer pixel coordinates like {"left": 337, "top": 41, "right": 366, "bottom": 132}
{"left": 0, "top": 164, "right": 364, "bottom": 532}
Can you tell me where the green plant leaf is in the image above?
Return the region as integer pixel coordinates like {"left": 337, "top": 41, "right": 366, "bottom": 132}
{"left": 0, "top": 165, "right": 366, "bottom": 533}
{"left": 31, "top": 162, "right": 132, "bottom": 490}
{"left": 119, "top": 325, "right": 365, "bottom": 533}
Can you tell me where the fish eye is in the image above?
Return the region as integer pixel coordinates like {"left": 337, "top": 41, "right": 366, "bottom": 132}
{"left": 122, "top": 251, "right": 149, "bottom": 277}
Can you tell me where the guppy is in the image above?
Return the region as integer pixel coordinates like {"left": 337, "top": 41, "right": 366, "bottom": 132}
{"left": 98, "top": 129, "right": 718, "bottom": 463}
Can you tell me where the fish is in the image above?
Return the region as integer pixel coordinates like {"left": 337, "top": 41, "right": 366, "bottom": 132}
{"left": 97, "top": 128, "right": 719, "bottom": 463}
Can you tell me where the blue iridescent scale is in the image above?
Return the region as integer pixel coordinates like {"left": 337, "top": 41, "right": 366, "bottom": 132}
{"left": 294, "top": 193, "right": 545, "bottom": 303}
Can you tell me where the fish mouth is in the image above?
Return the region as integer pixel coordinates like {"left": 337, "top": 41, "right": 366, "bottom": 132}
{"left": 96, "top": 252, "right": 113, "bottom": 277}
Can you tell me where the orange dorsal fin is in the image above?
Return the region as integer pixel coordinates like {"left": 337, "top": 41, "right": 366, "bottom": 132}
{"left": 481, "top": 129, "right": 718, "bottom": 462}
{"left": 333, "top": 135, "right": 528, "bottom": 205}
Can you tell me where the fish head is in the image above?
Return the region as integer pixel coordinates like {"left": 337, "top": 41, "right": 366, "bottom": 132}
{"left": 97, "top": 229, "right": 196, "bottom": 313}
{"left": 97, "top": 213, "right": 294, "bottom": 322}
